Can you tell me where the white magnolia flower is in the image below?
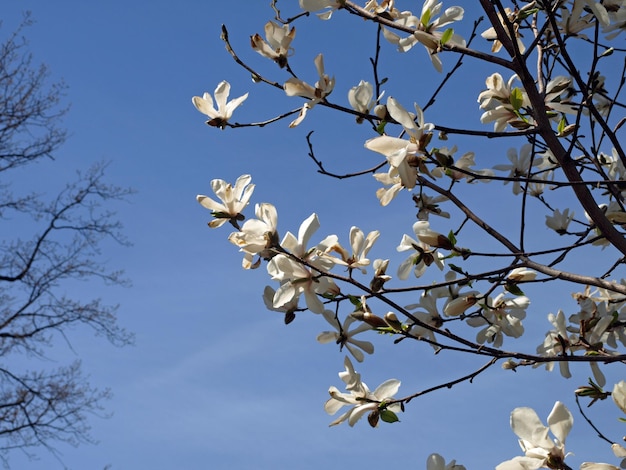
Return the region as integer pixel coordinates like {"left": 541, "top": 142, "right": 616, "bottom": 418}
{"left": 613, "top": 380, "right": 626, "bottom": 414}
{"left": 413, "top": 192, "right": 450, "bottom": 220}
{"left": 317, "top": 310, "right": 374, "bottom": 362}
{"left": 535, "top": 310, "right": 578, "bottom": 379}
{"left": 431, "top": 148, "right": 494, "bottom": 182}
{"left": 558, "top": 0, "right": 596, "bottom": 36}
{"left": 467, "top": 292, "right": 528, "bottom": 347}
{"left": 325, "top": 356, "right": 401, "bottom": 427}
{"left": 370, "top": 258, "right": 392, "bottom": 292}
{"left": 478, "top": 73, "right": 529, "bottom": 132}
{"left": 546, "top": 208, "right": 575, "bottom": 234}
{"left": 268, "top": 254, "right": 337, "bottom": 313}
{"left": 197, "top": 174, "right": 254, "bottom": 228}
{"left": 263, "top": 285, "right": 299, "bottom": 323}
{"left": 299, "top": 0, "right": 340, "bottom": 20}
{"left": 405, "top": 291, "right": 443, "bottom": 347}
{"left": 603, "top": 1, "right": 626, "bottom": 39}
{"left": 284, "top": 53, "right": 335, "bottom": 126}
{"left": 373, "top": 168, "right": 404, "bottom": 206}
{"left": 493, "top": 144, "right": 542, "bottom": 195}
{"left": 426, "top": 453, "right": 466, "bottom": 470}
{"left": 348, "top": 80, "right": 376, "bottom": 118}
{"left": 397, "top": 221, "right": 446, "bottom": 280}
{"left": 192, "top": 81, "right": 248, "bottom": 129}
{"left": 496, "top": 401, "right": 573, "bottom": 470}
{"left": 250, "top": 21, "right": 296, "bottom": 67}
{"left": 325, "top": 226, "right": 380, "bottom": 274}
{"left": 228, "top": 202, "right": 278, "bottom": 269}
{"left": 267, "top": 213, "right": 338, "bottom": 313}
{"left": 481, "top": 7, "right": 526, "bottom": 54}
{"left": 382, "top": 0, "right": 465, "bottom": 72}
{"left": 365, "top": 97, "right": 433, "bottom": 189}
{"left": 544, "top": 76, "right": 577, "bottom": 115}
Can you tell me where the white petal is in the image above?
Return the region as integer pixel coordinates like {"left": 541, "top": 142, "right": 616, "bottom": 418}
{"left": 547, "top": 401, "right": 573, "bottom": 445}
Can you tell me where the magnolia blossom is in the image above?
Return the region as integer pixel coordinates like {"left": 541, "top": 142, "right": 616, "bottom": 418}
{"left": 467, "top": 293, "right": 528, "bottom": 347}
{"left": 348, "top": 80, "right": 376, "bottom": 118}
{"left": 430, "top": 148, "right": 494, "bottom": 182}
{"left": 267, "top": 213, "right": 338, "bottom": 313}
{"left": 228, "top": 202, "right": 278, "bottom": 269}
{"left": 284, "top": 53, "right": 335, "bottom": 126}
{"left": 426, "top": 453, "right": 466, "bottom": 470}
{"left": 493, "top": 144, "right": 542, "bottom": 195}
{"left": 478, "top": 73, "right": 530, "bottom": 132}
{"left": 558, "top": 0, "right": 596, "bottom": 36}
{"left": 263, "top": 285, "right": 299, "bottom": 324}
{"left": 299, "top": 0, "right": 340, "bottom": 20}
{"left": 364, "top": 0, "right": 400, "bottom": 16}
{"left": 535, "top": 310, "right": 578, "bottom": 379}
{"left": 481, "top": 7, "right": 526, "bottom": 54}
{"left": 373, "top": 168, "right": 404, "bottom": 206}
{"left": 544, "top": 76, "right": 577, "bottom": 115}
{"left": 397, "top": 221, "right": 446, "bottom": 280}
{"left": 603, "top": 1, "right": 626, "bottom": 39}
{"left": 496, "top": 401, "right": 573, "bottom": 470}
{"left": 382, "top": 0, "right": 465, "bottom": 72}
{"left": 325, "top": 356, "right": 401, "bottom": 427}
{"left": 613, "top": 380, "right": 626, "bottom": 414}
{"left": 405, "top": 291, "right": 444, "bottom": 347}
{"left": 197, "top": 174, "right": 254, "bottom": 228}
{"left": 326, "top": 226, "right": 380, "bottom": 274}
{"left": 192, "top": 81, "right": 248, "bottom": 129}
{"left": 370, "top": 258, "right": 392, "bottom": 292}
{"left": 365, "top": 97, "right": 434, "bottom": 189}
{"left": 250, "top": 21, "right": 296, "bottom": 68}
{"left": 413, "top": 192, "right": 450, "bottom": 220}
{"left": 545, "top": 208, "right": 575, "bottom": 234}
{"left": 317, "top": 310, "right": 374, "bottom": 362}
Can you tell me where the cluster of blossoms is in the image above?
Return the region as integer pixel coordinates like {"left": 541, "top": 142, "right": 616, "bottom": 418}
{"left": 192, "top": 0, "right": 626, "bottom": 468}
{"left": 534, "top": 285, "right": 626, "bottom": 384}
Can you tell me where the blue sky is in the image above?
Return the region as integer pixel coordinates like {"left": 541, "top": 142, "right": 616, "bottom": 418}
{"left": 2, "top": 1, "right": 625, "bottom": 469}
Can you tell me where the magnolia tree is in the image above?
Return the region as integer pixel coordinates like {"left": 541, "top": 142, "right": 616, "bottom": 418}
{"left": 193, "top": 1, "right": 626, "bottom": 469}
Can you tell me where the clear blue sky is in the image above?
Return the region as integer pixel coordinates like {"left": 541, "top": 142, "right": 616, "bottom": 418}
{"left": 2, "top": 2, "right": 625, "bottom": 469}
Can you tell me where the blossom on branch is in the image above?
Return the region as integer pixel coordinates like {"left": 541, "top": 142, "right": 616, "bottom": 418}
{"left": 325, "top": 226, "right": 380, "bottom": 274}
{"left": 348, "top": 80, "right": 377, "bottom": 120}
{"left": 228, "top": 202, "right": 279, "bottom": 269}
{"left": 396, "top": 221, "right": 446, "bottom": 280}
{"left": 299, "top": 0, "right": 340, "bottom": 20}
{"left": 466, "top": 292, "right": 529, "bottom": 347}
{"left": 481, "top": 7, "right": 526, "bottom": 54}
{"left": 545, "top": 208, "right": 575, "bottom": 234}
{"left": 496, "top": 401, "right": 573, "bottom": 470}
{"left": 192, "top": 81, "right": 248, "bottom": 129}
{"left": 478, "top": 73, "right": 530, "bottom": 132}
{"left": 325, "top": 356, "right": 401, "bottom": 427}
{"left": 365, "top": 97, "right": 434, "bottom": 190}
{"left": 284, "top": 53, "right": 335, "bottom": 126}
{"left": 317, "top": 310, "right": 374, "bottom": 362}
{"left": 250, "top": 21, "right": 296, "bottom": 68}
{"left": 267, "top": 213, "right": 338, "bottom": 313}
{"left": 493, "top": 144, "right": 543, "bottom": 195}
{"left": 197, "top": 174, "right": 254, "bottom": 228}
{"left": 381, "top": 0, "right": 465, "bottom": 72}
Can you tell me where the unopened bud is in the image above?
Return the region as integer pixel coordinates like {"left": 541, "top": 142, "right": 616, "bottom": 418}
{"left": 367, "top": 410, "right": 380, "bottom": 428}
{"left": 384, "top": 312, "right": 403, "bottom": 331}
{"left": 351, "top": 311, "right": 388, "bottom": 329}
